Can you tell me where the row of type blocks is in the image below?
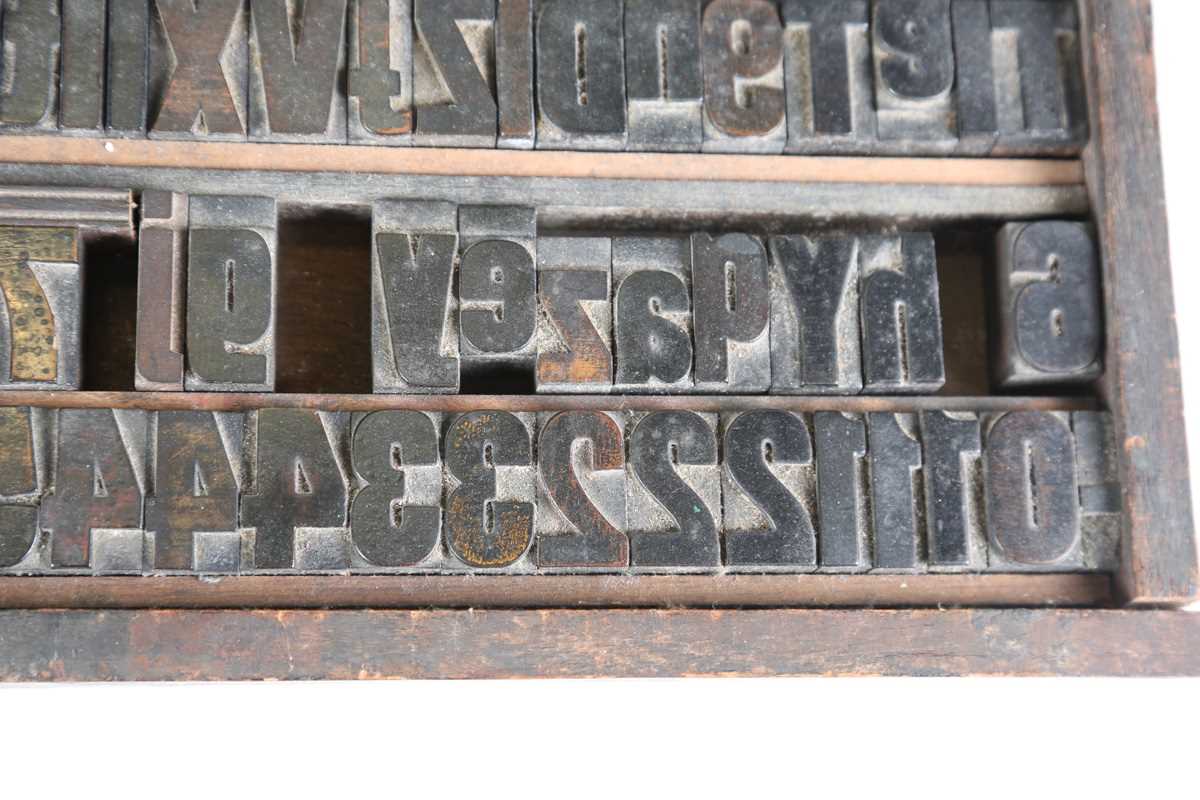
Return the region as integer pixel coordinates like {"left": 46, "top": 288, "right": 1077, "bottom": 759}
{"left": 0, "top": 196, "right": 1104, "bottom": 393}
{"left": 0, "top": 405, "right": 1119, "bottom": 574}
{"left": 0, "top": 0, "right": 1087, "bottom": 155}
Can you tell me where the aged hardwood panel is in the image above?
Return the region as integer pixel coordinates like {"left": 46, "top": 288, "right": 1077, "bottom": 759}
{"left": 1083, "top": 0, "right": 1198, "bottom": 604}
{"left": 6, "top": 607, "right": 1200, "bottom": 680}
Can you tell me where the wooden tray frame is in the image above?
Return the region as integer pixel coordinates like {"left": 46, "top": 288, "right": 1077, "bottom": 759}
{"left": 0, "top": 0, "right": 1197, "bottom": 679}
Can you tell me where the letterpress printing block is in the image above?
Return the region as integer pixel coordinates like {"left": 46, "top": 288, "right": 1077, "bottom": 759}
{"left": 536, "top": 411, "right": 628, "bottom": 568}
{"left": 186, "top": 196, "right": 277, "bottom": 391}
{"left": 768, "top": 235, "right": 861, "bottom": 394}
{"left": 91, "top": 529, "right": 147, "bottom": 574}
{"left": 350, "top": 411, "right": 443, "bottom": 567}
{"left": 871, "top": 0, "right": 955, "bottom": 146}
{"left": 535, "top": 237, "right": 613, "bottom": 393}
{"left": 145, "top": 411, "right": 242, "bottom": 571}
{"left": 951, "top": 0, "right": 997, "bottom": 154}
{"left": 372, "top": 200, "right": 460, "bottom": 393}
{"left": 613, "top": 237, "right": 694, "bottom": 393}
{"left": 249, "top": 0, "right": 348, "bottom": 142}
{"left": 990, "top": 0, "right": 1087, "bottom": 152}
{"left": 722, "top": 410, "right": 817, "bottom": 569}
{"left": 497, "top": 0, "right": 535, "bottom": 148}
{"left": 242, "top": 409, "right": 349, "bottom": 570}
{"left": 107, "top": 0, "right": 151, "bottom": 135}
{"left": 920, "top": 411, "right": 985, "bottom": 571}
{"left": 626, "top": 411, "right": 720, "bottom": 569}
{"left": 700, "top": 0, "right": 786, "bottom": 153}
{"left": 859, "top": 234, "right": 945, "bottom": 393}
{"left": 149, "top": 0, "right": 249, "bottom": 139}
{"left": 136, "top": 191, "right": 187, "bottom": 391}
{"left": 444, "top": 411, "right": 535, "bottom": 569}
{"left": 814, "top": 412, "right": 869, "bottom": 571}
{"left": 1072, "top": 411, "right": 1120, "bottom": 572}
{"left": 624, "top": 0, "right": 703, "bottom": 152}
{"left": 0, "top": 0, "right": 58, "bottom": 131}
{"left": 984, "top": 411, "right": 1081, "bottom": 570}
{"left": 994, "top": 221, "right": 1102, "bottom": 388}
{"left": 193, "top": 531, "right": 242, "bottom": 573}
{"left": 42, "top": 409, "right": 148, "bottom": 569}
{"left": 0, "top": 227, "right": 84, "bottom": 390}
{"left": 691, "top": 233, "right": 770, "bottom": 393}
{"left": 535, "top": 0, "right": 627, "bottom": 150}
{"left": 60, "top": 0, "right": 106, "bottom": 135}
{"left": 458, "top": 205, "right": 538, "bottom": 385}
{"left": 781, "top": 0, "right": 876, "bottom": 154}
{"left": 413, "top": 0, "right": 498, "bottom": 147}
{"left": 867, "top": 412, "right": 923, "bottom": 571}
{"left": 348, "top": 0, "right": 415, "bottom": 144}
{"left": 0, "top": 406, "right": 42, "bottom": 569}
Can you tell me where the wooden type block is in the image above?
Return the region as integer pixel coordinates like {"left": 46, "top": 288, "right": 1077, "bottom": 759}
{"left": 951, "top": 0, "right": 998, "bottom": 154}
{"left": 1072, "top": 411, "right": 1120, "bottom": 572}
{"left": 444, "top": 410, "right": 536, "bottom": 569}
{"left": 984, "top": 411, "right": 1082, "bottom": 571}
{"left": 413, "top": 0, "right": 498, "bottom": 147}
{"left": 0, "top": 226, "right": 84, "bottom": 390}
{"left": 42, "top": 409, "right": 148, "bottom": 569}
{"left": 107, "top": 0, "right": 152, "bottom": 135}
{"left": 249, "top": 0, "right": 348, "bottom": 142}
{"left": 536, "top": 410, "right": 628, "bottom": 568}
{"left": 144, "top": 411, "right": 242, "bottom": 571}
{"left": 612, "top": 236, "right": 694, "bottom": 393}
{"left": 0, "top": 0, "right": 59, "bottom": 132}
{"left": 867, "top": 412, "right": 924, "bottom": 572}
{"left": 60, "top": 0, "right": 106, "bottom": 135}
{"left": 535, "top": 237, "right": 613, "bottom": 393}
{"left": 535, "top": 0, "right": 627, "bottom": 150}
{"left": 0, "top": 406, "right": 42, "bottom": 569}
{"left": 135, "top": 191, "right": 187, "bottom": 392}
{"left": 700, "top": 0, "right": 786, "bottom": 153}
{"left": 457, "top": 205, "right": 538, "bottom": 384}
{"left": 624, "top": 0, "right": 704, "bottom": 152}
{"left": 496, "top": 0, "right": 535, "bottom": 149}
{"left": 859, "top": 234, "right": 945, "bottom": 394}
{"left": 149, "top": 0, "right": 250, "bottom": 140}
{"left": 0, "top": 505, "right": 38, "bottom": 569}
{"left": 242, "top": 409, "right": 349, "bottom": 571}
{"left": 721, "top": 410, "right": 818, "bottom": 569}
{"left": 186, "top": 196, "right": 277, "bottom": 392}
{"left": 690, "top": 233, "right": 771, "bottom": 393}
{"left": 781, "top": 0, "right": 876, "bottom": 154}
{"left": 371, "top": 200, "right": 460, "bottom": 394}
{"left": 871, "top": 0, "right": 955, "bottom": 145}
{"left": 813, "top": 411, "right": 869, "bottom": 571}
{"left": 994, "top": 221, "right": 1103, "bottom": 388}
{"left": 347, "top": 0, "right": 415, "bottom": 145}
{"left": 990, "top": 0, "right": 1087, "bottom": 152}
{"left": 768, "top": 234, "right": 861, "bottom": 394}
{"left": 349, "top": 410, "right": 443, "bottom": 568}
{"left": 919, "top": 410, "right": 985, "bottom": 571}
{"left": 625, "top": 410, "right": 720, "bottom": 569}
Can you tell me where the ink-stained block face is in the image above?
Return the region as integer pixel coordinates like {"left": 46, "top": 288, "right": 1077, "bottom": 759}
{"left": 994, "top": 221, "right": 1103, "bottom": 388}
{"left": 612, "top": 237, "right": 694, "bottom": 393}
{"left": 136, "top": 191, "right": 188, "bottom": 391}
{"left": 919, "top": 410, "right": 986, "bottom": 571}
{"left": 871, "top": 0, "right": 956, "bottom": 144}
{"left": 107, "top": 0, "right": 152, "bottom": 136}
{"left": 348, "top": 0, "right": 415, "bottom": 145}
{"left": 690, "top": 233, "right": 771, "bottom": 393}
{"left": 413, "top": 0, "right": 498, "bottom": 148}
{"left": 186, "top": 196, "right": 277, "bottom": 392}
{"left": 0, "top": 227, "right": 83, "bottom": 391}
{"left": 866, "top": 411, "right": 924, "bottom": 572}
{"left": 812, "top": 411, "right": 869, "bottom": 571}
{"left": 700, "top": 0, "right": 786, "bottom": 153}
{"left": 496, "top": 0, "right": 535, "bottom": 149}
{"left": 535, "top": 238, "right": 614, "bottom": 393}
{"left": 60, "top": 1, "right": 106, "bottom": 136}
{"left": 0, "top": 0, "right": 60, "bottom": 132}
{"left": 0, "top": 406, "right": 42, "bottom": 569}
{"left": 624, "top": 0, "right": 704, "bottom": 152}
{"left": 372, "top": 200, "right": 461, "bottom": 393}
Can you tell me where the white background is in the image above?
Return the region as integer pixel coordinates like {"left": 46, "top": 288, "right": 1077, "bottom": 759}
{"left": 3, "top": 3, "right": 1200, "bottom": 797}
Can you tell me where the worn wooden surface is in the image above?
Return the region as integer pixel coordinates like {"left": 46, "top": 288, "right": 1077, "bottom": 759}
{"left": 1083, "top": 0, "right": 1198, "bottom": 605}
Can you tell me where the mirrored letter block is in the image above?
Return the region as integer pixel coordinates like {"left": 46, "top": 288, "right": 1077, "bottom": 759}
{"left": 624, "top": 0, "right": 703, "bottom": 152}
{"left": 867, "top": 412, "right": 924, "bottom": 571}
{"left": 497, "top": 0, "right": 535, "bottom": 148}
{"left": 348, "top": 0, "right": 415, "bottom": 145}
{"left": 951, "top": 0, "right": 997, "bottom": 154}
{"left": 0, "top": 227, "right": 83, "bottom": 390}
{"left": 700, "top": 0, "right": 786, "bottom": 153}
{"left": 107, "top": 0, "right": 152, "bottom": 135}
{"left": 872, "top": 0, "right": 955, "bottom": 145}
{"left": 994, "top": 221, "right": 1102, "bottom": 388}
{"left": 0, "top": 406, "right": 43, "bottom": 569}
{"left": 536, "top": 237, "right": 613, "bottom": 393}
{"left": 413, "top": 0, "right": 498, "bottom": 147}
{"left": 60, "top": 0, "right": 106, "bottom": 135}
{"left": 613, "top": 236, "right": 694, "bottom": 393}
{"left": 813, "top": 411, "right": 869, "bottom": 571}
{"left": 691, "top": 233, "right": 771, "bottom": 393}
{"left": 186, "top": 196, "right": 277, "bottom": 391}
{"left": 0, "top": 0, "right": 59, "bottom": 132}
{"left": 920, "top": 410, "right": 985, "bottom": 571}
{"left": 372, "top": 200, "right": 460, "bottom": 393}
{"left": 136, "top": 191, "right": 187, "bottom": 391}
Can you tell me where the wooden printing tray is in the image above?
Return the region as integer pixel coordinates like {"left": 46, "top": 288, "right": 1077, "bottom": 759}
{"left": 0, "top": 0, "right": 1196, "bottom": 679}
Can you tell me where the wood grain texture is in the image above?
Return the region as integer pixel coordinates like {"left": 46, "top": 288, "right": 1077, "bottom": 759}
{"left": 1083, "top": 0, "right": 1198, "bottom": 604}
{"left": 1, "top": 608, "right": 1197, "bottom": 679}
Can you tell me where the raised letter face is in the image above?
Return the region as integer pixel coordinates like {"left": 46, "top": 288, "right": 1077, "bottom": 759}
{"left": 691, "top": 233, "right": 771, "bottom": 393}
{"left": 872, "top": 0, "right": 955, "bottom": 143}
{"left": 624, "top": 0, "right": 704, "bottom": 152}
{"left": 413, "top": 0, "right": 498, "bottom": 147}
{"left": 0, "top": 0, "right": 59, "bottom": 130}
{"left": 497, "top": 0, "right": 536, "bottom": 149}
{"left": 136, "top": 191, "right": 188, "bottom": 391}
{"left": 700, "top": 0, "right": 786, "bottom": 153}
{"left": 613, "top": 237, "right": 694, "bottom": 393}
{"left": 348, "top": 0, "right": 415, "bottom": 144}
{"left": 0, "top": 406, "right": 41, "bottom": 568}
{"left": 536, "top": 238, "right": 613, "bottom": 393}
